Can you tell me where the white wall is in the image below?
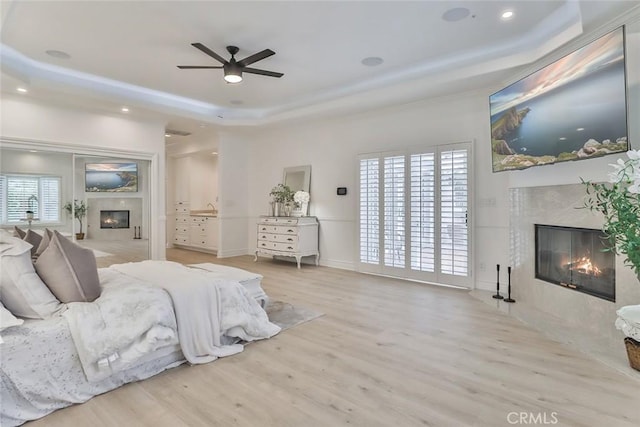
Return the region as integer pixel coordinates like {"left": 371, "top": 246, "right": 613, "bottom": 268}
{"left": 217, "top": 132, "right": 249, "bottom": 257}
{"left": 0, "top": 96, "right": 167, "bottom": 259}
{"left": 240, "top": 93, "right": 508, "bottom": 283}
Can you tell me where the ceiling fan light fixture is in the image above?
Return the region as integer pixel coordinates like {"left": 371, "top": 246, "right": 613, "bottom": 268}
{"left": 224, "top": 62, "right": 243, "bottom": 83}
{"left": 224, "top": 72, "right": 243, "bottom": 83}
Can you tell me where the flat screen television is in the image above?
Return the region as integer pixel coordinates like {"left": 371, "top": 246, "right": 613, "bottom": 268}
{"left": 490, "top": 26, "right": 628, "bottom": 172}
{"left": 85, "top": 162, "right": 138, "bottom": 192}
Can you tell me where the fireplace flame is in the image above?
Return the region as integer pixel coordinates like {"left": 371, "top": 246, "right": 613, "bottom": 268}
{"left": 567, "top": 256, "right": 601, "bottom": 276}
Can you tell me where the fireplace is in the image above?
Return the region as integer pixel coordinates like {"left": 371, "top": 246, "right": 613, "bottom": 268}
{"left": 535, "top": 224, "right": 615, "bottom": 302}
{"left": 100, "top": 210, "right": 130, "bottom": 229}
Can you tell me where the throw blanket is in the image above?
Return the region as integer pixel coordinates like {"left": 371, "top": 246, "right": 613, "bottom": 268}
{"left": 63, "top": 269, "right": 178, "bottom": 382}
{"left": 111, "top": 261, "right": 280, "bottom": 364}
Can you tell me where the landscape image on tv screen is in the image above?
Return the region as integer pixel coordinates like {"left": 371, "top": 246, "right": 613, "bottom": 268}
{"left": 85, "top": 162, "right": 138, "bottom": 192}
{"left": 490, "top": 26, "right": 628, "bottom": 172}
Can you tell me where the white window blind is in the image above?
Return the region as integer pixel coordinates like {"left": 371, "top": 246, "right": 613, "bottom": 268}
{"left": 40, "top": 177, "right": 60, "bottom": 222}
{"left": 440, "top": 149, "right": 469, "bottom": 276}
{"left": 1, "top": 175, "right": 61, "bottom": 224}
{"left": 359, "top": 158, "right": 379, "bottom": 264}
{"left": 410, "top": 153, "right": 435, "bottom": 272}
{"left": 383, "top": 156, "right": 405, "bottom": 268}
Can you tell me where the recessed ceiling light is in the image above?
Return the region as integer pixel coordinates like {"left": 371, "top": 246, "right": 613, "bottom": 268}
{"left": 577, "top": 127, "right": 584, "bottom": 131}
{"left": 17, "top": 87, "right": 28, "bottom": 93}
{"left": 165, "top": 134, "right": 171, "bottom": 138}
{"left": 211, "top": 152, "right": 218, "bottom": 156}
{"left": 501, "top": 10, "right": 514, "bottom": 20}
{"left": 361, "top": 57, "right": 384, "bottom": 67}
{"left": 45, "top": 49, "right": 71, "bottom": 59}
{"left": 121, "top": 107, "right": 129, "bottom": 113}
{"left": 29, "top": 150, "right": 38, "bottom": 153}
{"left": 443, "top": 7, "right": 471, "bottom": 22}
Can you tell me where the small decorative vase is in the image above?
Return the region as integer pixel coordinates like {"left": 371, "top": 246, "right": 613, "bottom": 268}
{"left": 284, "top": 204, "right": 292, "bottom": 217}
{"left": 301, "top": 202, "right": 308, "bottom": 216}
{"left": 26, "top": 212, "right": 34, "bottom": 220}
{"left": 273, "top": 202, "right": 282, "bottom": 217}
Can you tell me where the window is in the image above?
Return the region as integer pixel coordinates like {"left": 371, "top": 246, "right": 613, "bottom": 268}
{"left": 0, "top": 175, "right": 61, "bottom": 224}
{"left": 358, "top": 142, "right": 471, "bottom": 288}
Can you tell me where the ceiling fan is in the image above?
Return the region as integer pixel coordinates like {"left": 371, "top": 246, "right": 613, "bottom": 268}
{"left": 177, "top": 43, "right": 283, "bottom": 83}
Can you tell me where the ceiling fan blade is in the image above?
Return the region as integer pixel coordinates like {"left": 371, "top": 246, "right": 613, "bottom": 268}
{"left": 238, "top": 49, "right": 275, "bottom": 67}
{"left": 243, "top": 67, "right": 283, "bottom": 78}
{"left": 177, "top": 65, "right": 223, "bottom": 69}
{"left": 191, "top": 43, "right": 228, "bottom": 64}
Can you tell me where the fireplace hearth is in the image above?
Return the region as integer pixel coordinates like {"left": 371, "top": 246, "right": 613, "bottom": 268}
{"left": 100, "top": 210, "right": 130, "bottom": 229}
{"left": 535, "top": 224, "right": 615, "bottom": 302}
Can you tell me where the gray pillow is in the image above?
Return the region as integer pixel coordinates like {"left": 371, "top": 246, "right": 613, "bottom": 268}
{"left": 0, "top": 234, "right": 64, "bottom": 319}
{"left": 34, "top": 228, "right": 53, "bottom": 258}
{"left": 13, "top": 226, "right": 26, "bottom": 239}
{"left": 23, "top": 229, "right": 42, "bottom": 258}
{"left": 35, "top": 231, "right": 101, "bottom": 303}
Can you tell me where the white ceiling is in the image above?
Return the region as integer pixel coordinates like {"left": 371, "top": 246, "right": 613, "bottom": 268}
{"left": 1, "top": 0, "right": 638, "bottom": 134}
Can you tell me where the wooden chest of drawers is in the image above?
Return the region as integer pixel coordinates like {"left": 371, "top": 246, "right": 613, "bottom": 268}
{"left": 254, "top": 216, "right": 319, "bottom": 269}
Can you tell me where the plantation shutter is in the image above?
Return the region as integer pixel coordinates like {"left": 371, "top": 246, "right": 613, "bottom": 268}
{"left": 383, "top": 156, "right": 405, "bottom": 268}
{"left": 410, "top": 153, "right": 436, "bottom": 272}
{"left": 1, "top": 175, "right": 61, "bottom": 224}
{"left": 0, "top": 176, "right": 6, "bottom": 223}
{"left": 359, "top": 158, "right": 379, "bottom": 264}
{"left": 40, "top": 177, "right": 60, "bottom": 222}
{"left": 7, "top": 177, "right": 38, "bottom": 222}
{"left": 440, "top": 149, "right": 469, "bottom": 276}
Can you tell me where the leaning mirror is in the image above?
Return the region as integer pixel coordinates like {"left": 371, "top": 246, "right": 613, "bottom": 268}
{"left": 283, "top": 165, "right": 311, "bottom": 215}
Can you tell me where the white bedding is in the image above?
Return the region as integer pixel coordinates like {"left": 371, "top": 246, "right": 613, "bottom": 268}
{"left": 111, "top": 261, "right": 280, "bottom": 364}
{"left": 1, "top": 261, "right": 279, "bottom": 426}
{"left": 0, "top": 300, "right": 183, "bottom": 427}
{"left": 63, "top": 268, "right": 179, "bottom": 382}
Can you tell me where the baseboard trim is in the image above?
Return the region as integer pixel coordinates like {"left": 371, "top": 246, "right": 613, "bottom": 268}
{"left": 319, "top": 259, "right": 355, "bottom": 271}
{"left": 217, "top": 248, "right": 249, "bottom": 258}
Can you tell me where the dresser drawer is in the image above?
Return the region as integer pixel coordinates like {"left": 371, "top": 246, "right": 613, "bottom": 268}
{"left": 175, "top": 226, "right": 189, "bottom": 234}
{"left": 176, "top": 216, "right": 189, "bottom": 224}
{"left": 258, "top": 233, "right": 299, "bottom": 244}
{"left": 257, "top": 224, "right": 298, "bottom": 234}
{"left": 260, "top": 217, "right": 298, "bottom": 225}
{"left": 257, "top": 240, "right": 298, "bottom": 252}
{"left": 174, "top": 235, "right": 189, "bottom": 245}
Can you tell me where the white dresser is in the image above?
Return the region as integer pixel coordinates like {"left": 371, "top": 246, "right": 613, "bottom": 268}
{"left": 254, "top": 216, "right": 319, "bottom": 269}
{"left": 173, "top": 201, "right": 218, "bottom": 252}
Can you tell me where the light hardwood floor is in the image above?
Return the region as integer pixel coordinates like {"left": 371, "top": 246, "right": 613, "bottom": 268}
{"left": 28, "top": 248, "right": 640, "bottom": 427}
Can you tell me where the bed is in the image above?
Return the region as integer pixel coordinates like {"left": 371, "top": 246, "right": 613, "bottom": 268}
{"left": 0, "top": 231, "right": 279, "bottom": 426}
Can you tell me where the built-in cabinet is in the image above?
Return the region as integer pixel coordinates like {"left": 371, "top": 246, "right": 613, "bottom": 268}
{"left": 173, "top": 201, "right": 218, "bottom": 252}
{"left": 255, "top": 216, "right": 319, "bottom": 268}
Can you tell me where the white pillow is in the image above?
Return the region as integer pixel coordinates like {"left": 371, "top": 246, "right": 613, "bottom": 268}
{"left": 0, "top": 300, "right": 23, "bottom": 331}
{"left": 0, "top": 235, "right": 65, "bottom": 319}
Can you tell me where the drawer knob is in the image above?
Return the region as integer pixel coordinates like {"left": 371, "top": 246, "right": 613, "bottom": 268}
{"left": 287, "top": 229, "right": 294, "bottom": 233}
{"left": 287, "top": 246, "right": 293, "bottom": 250}
{"left": 287, "top": 238, "right": 293, "bottom": 241}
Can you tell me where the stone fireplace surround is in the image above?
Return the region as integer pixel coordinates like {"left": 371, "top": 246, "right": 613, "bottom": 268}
{"left": 86, "top": 197, "right": 142, "bottom": 240}
{"left": 493, "top": 184, "right": 640, "bottom": 376}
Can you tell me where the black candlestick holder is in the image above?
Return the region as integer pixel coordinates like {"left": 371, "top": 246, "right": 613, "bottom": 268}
{"left": 492, "top": 264, "right": 503, "bottom": 299}
{"left": 504, "top": 266, "right": 515, "bottom": 303}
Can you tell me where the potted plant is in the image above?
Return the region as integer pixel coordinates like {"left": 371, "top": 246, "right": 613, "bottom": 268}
{"left": 269, "top": 184, "right": 294, "bottom": 216}
{"left": 582, "top": 149, "right": 640, "bottom": 371}
{"left": 63, "top": 199, "right": 88, "bottom": 240}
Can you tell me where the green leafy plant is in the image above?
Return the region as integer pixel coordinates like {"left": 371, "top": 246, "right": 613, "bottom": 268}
{"left": 269, "top": 183, "right": 294, "bottom": 204}
{"left": 63, "top": 199, "right": 88, "bottom": 234}
{"left": 582, "top": 150, "right": 640, "bottom": 276}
